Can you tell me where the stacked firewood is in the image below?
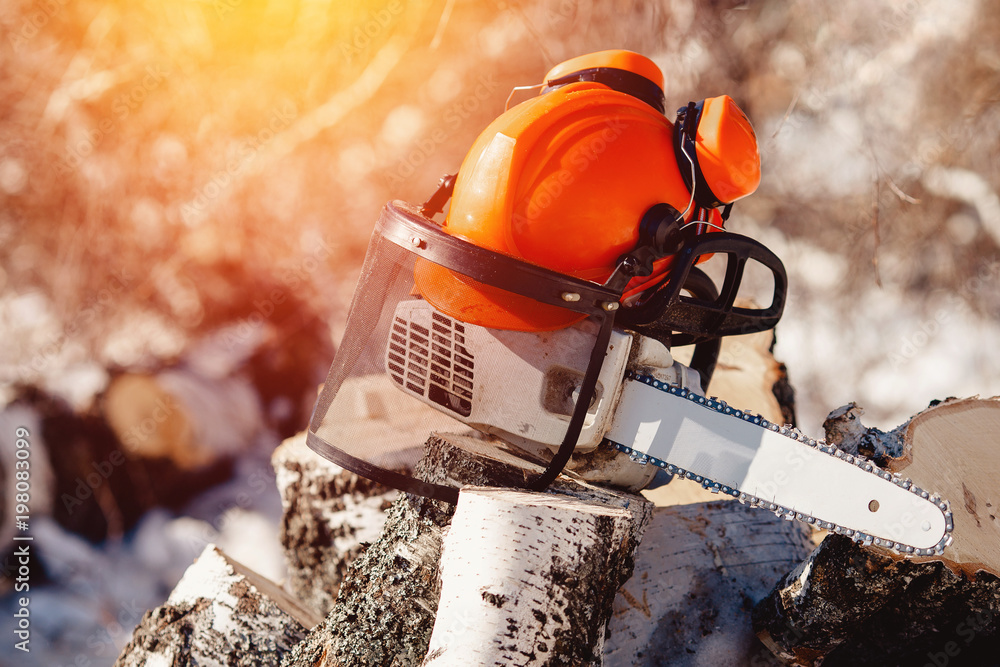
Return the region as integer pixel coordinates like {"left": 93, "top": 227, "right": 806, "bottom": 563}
{"left": 109, "top": 332, "right": 999, "bottom": 666}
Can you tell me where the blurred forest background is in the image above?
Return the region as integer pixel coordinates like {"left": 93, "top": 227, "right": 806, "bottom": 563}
{"left": 1, "top": 0, "right": 999, "bottom": 664}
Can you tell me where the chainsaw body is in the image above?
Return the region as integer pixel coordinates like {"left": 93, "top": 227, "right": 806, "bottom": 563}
{"left": 387, "top": 297, "right": 701, "bottom": 455}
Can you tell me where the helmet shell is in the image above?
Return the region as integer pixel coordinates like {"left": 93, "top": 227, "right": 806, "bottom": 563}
{"left": 417, "top": 52, "right": 723, "bottom": 331}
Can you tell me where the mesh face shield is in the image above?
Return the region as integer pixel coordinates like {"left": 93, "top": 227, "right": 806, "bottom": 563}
{"left": 307, "top": 201, "right": 625, "bottom": 503}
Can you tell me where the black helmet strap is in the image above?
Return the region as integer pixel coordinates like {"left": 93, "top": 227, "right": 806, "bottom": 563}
{"left": 543, "top": 66, "right": 665, "bottom": 113}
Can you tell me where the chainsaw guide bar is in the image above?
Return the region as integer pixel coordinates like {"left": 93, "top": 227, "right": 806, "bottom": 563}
{"left": 607, "top": 371, "right": 954, "bottom": 556}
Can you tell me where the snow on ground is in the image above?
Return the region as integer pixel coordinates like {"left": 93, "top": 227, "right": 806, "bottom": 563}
{"left": 0, "top": 438, "right": 285, "bottom": 667}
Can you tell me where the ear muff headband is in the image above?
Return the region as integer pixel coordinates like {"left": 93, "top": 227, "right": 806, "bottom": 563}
{"left": 543, "top": 67, "right": 666, "bottom": 113}
{"left": 673, "top": 100, "right": 727, "bottom": 210}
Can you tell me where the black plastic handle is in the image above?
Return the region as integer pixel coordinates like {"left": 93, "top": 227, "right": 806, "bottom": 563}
{"left": 617, "top": 231, "right": 787, "bottom": 340}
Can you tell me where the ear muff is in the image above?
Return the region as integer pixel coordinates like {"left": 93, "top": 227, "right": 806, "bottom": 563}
{"left": 673, "top": 95, "right": 761, "bottom": 211}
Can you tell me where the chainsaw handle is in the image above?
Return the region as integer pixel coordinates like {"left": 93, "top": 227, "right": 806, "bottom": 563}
{"left": 617, "top": 231, "right": 787, "bottom": 340}
{"left": 678, "top": 267, "right": 722, "bottom": 393}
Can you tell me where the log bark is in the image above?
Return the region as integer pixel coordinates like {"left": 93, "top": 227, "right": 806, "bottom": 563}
{"left": 753, "top": 397, "right": 1000, "bottom": 665}
{"left": 272, "top": 431, "right": 397, "bottom": 616}
{"left": 604, "top": 500, "right": 815, "bottom": 667}
{"left": 115, "top": 544, "right": 321, "bottom": 666}
{"left": 423, "top": 487, "right": 650, "bottom": 666}
{"left": 752, "top": 535, "right": 1000, "bottom": 666}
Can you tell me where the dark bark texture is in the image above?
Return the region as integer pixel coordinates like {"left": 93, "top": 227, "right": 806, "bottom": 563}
{"left": 753, "top": 534, "right": 1000, "bottom": 666}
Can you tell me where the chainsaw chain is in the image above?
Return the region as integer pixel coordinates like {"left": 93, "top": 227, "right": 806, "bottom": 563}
{"left": 609, "top": 371, "right": 954, "bottom": 556}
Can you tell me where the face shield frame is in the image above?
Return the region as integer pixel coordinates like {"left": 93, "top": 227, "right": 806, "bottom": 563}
{"left": 307, "top": 200, "right": 626, "bottom": 504}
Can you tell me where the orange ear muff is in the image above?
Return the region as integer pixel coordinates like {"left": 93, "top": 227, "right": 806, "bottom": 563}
{"left": 673, "top": 95, "right": 761, "bottom": 210}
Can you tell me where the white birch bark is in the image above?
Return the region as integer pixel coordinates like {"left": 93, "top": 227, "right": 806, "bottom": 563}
{"left": 424, "top": 486, "right": 649, "bottom": 667}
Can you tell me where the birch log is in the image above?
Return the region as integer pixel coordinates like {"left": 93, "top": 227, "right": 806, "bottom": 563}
{"left": 115, "top": 544, "right": 321, "bottom": 666}
{"left": 272, "top": 431, "right": 397, "bottom": 616}
{"left": 281, "top": 433, "right": 563, "bottom": 667}
{"left": 103, "top": 370, "right": 263, "bottom": 470}
{"left": 753, "top": 397, "right": 1000, "bottom": 665}
{"left": 282, "top": 432, "right": 652, "bottom": 667}
{"left": 423, "top": 487, "right": 650, "bottom": 667}
{"left": 604, "top": 500, "right": 815, "bottom": 667}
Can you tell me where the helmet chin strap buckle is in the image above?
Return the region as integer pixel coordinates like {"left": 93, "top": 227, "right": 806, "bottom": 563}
{"left": 420, "top": 173, "right": 457, "bottom": 219}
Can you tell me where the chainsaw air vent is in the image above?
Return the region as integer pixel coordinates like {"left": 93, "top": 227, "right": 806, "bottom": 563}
{"left": 387, "top": 307, "right": 474, "bottom": 417}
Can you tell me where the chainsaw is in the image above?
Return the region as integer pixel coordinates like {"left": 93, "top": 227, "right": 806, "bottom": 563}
{"left": 307, "top": 50, "right": 952, "bottom": 557}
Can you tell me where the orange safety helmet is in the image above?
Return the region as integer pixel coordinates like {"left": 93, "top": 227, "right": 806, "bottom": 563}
{"left": 415, "top": 50, "right": 761, "bottom": 332}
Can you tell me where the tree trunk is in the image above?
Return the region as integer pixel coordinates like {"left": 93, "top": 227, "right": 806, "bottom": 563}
{"left": 604, "top": 500, "right": 815, "bottom": 667}
{"left": 424, "top": 486, "right": 650, "bottom": 666}
{"left": 279, "top": 463, "right": 453, "bottom": 667}
{"left": 279, "top": 433, "right": 542, "bottom": 667}
{"left": 115, "top": 544, "right": 321, "bottom": 666}
{"left": 753, "top": 397, "right": 1000, "bottom": 666}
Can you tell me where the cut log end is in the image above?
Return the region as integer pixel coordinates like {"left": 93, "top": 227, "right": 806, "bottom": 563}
{"left": 895, "top": 397, "right": 1000, "bottom": 578}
